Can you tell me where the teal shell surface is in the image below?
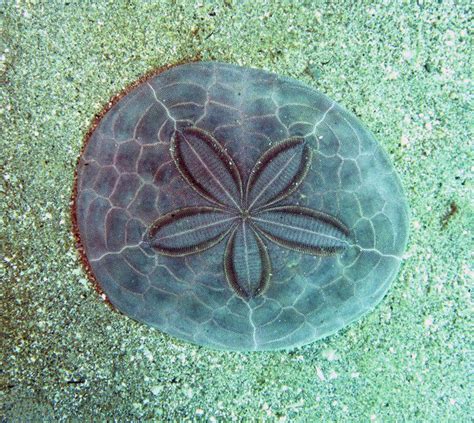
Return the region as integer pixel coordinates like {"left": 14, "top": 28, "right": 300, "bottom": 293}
{"left": 74, "top": 62, "right": 409, "bottom": 351}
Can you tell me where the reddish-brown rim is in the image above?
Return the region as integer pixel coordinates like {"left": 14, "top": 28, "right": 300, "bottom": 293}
{"left": 70, "top": 56, "right": 201, "bottom": 307}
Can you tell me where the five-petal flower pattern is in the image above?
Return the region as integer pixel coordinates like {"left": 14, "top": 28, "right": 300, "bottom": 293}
{"left": 146, "top": 127, "right": 351, "bottom": 299}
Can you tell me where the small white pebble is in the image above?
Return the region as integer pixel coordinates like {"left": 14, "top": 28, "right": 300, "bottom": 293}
{"left": 316, "top": 367, "right": 326, "bottom": 381}
{"left": 444, "top": 30, "right": 456, "bottom": 46}
{"left": 150, "top": 385, "right": 162, "bottom": 396}
{"left": 424, "top": 315, "right": 434, "bottom": 328}
{"left": 402, "top": 49, "right": 414, "bottom": 60}
{"left": 143, "top": 348, "right": 154, "bottom": 362}
{"left": 441, "top": 66, "right": 454, "bottom": 78}
{"left": 400, "top": 134, "right": 410, "bottom": 147}
{"left": 385, "top": 66, "right": 399, "bottom": 80}
{"left": 323, "top": 348, "right": 338, "bottom": 361}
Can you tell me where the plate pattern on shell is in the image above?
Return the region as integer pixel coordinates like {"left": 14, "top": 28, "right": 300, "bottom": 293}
{"left": 74, "top": 62, "right": 409, "bottom": 351}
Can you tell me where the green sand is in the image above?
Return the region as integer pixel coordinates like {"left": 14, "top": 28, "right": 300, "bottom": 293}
{"left": 1, "top": 1, "right": 472, "bottom": 420}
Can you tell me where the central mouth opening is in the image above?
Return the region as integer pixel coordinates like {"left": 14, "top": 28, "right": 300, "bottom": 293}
{"left": 241, "top": 209, "right": 250, "bottom": 220}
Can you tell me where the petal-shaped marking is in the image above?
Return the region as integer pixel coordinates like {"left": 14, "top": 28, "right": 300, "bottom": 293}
{"left": 224, "top": 222, "right": 271, "bottom": 299}
{"left": 171, "top": 127, "right": 243, "bottom": 210}
{"left": 252, "top": 205, "right": 350, "bottom": 255}
{"left": 246, "top": 137, "right": 311, "bottom": 210}
{"left": 147, "top": 207, "right": 237, "bottom": 256}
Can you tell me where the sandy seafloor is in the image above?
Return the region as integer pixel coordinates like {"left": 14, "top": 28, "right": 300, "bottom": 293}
{"left": 1, "top": 1, "right": 472, "bottom": 421}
